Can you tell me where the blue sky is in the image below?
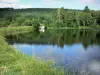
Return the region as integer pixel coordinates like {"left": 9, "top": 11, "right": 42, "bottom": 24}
{"left": 0, "top": 0, "right": 100, "bottom": 10}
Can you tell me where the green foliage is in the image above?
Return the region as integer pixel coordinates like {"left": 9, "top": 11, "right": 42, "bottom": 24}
{"left": 32, "top": 19, "right": 40, "bottom": 29}
{"left": 54, "top": 6, "right": 98, "bottom": 28}
{"left": 17, "top": 17, "right": 26, "bottom": 25}
{"left": 0, "top": 7, "right": 100, "bottom": 28}
{"left": 22, "top": 20, "right": 32, "bottom": 26}
{"left": 79, "top": 12, "right": 96, "bottom": 26}
{"left": 60, "top": 7, "right": 65, "bottom": 20}
{"left": 64, "top": 11, "right": 77, "bottom": 27}
{"left": 83, "top": 6, "right": 90, "bottom": 12}
{"left": 96, "top": 12, "right": 100, "bottom": 25}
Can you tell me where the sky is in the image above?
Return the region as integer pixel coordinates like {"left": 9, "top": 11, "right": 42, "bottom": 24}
{"left": 0, "top": 0, "right": 100, "bottom": 10}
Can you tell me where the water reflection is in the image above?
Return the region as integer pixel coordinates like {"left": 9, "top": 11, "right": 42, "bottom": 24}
{"left": 6, "top": 29, "right": 100, "bottom": 75}
{"left": 39, "top": 29, "right": 45, "bottom": 32}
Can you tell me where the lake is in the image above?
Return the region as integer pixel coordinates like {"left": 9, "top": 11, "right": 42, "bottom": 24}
{"left": 6, "top": 29, "right": 100, "bottom": 75}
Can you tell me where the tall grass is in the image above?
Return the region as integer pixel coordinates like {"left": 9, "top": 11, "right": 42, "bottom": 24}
{"left": 0, "top": 37, "right": 65, "bottom": 75}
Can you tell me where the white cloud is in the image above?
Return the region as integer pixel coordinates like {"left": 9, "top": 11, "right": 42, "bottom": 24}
{"left": 0, "top": 0, "right": 32, "bottom": 8}
{"left": 44, "top": 0, "right": 64, "bottom": 4}
{"left": 0, "top": 3, "right": 32, "bottom": 8}
{"left": 0, "top": 0, "right": 19, "bottom": 3}
{"left": 18, "top": 4, "right": 32, "bottom": 8}
{"left": 0, "top": 3, "right": 17, "bottom": 8}
{"left": 81, "top": 0, "right": 95, "bottom": 4}
{"left": 80, "top": 0, "right": 100, "bottom": 5}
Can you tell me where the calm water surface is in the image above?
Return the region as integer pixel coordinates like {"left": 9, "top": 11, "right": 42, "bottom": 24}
{"left": 6, "top": 29, "right": 100, "bottom": 75}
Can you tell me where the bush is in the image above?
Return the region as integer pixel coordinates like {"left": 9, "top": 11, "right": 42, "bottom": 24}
{"left": 16, "top": 17, "right": 26, "bottom": 25}
{"left": 32, "top": 19, "right": 40, "bottom": 29}
{"left": 22, "top": 20, "right": 32, "bottom": 26}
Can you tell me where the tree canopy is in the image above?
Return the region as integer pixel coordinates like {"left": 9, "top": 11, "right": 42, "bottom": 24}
{"left": 0, "top": 6, "right": 100, "bottom": 28}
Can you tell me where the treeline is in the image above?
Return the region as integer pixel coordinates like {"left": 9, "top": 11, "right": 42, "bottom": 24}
{"left": 53, "top": 6, "right": 100, "bottom": 28}
{"left": 0, "top": 8, "right": 14, "bottom": 11}
{"left": 0, "top": 6, "right": 100, "bottom": 28}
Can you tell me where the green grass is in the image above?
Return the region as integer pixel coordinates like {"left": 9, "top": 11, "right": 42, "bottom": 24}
{"left": 0, "top": 26, "right": 33, "bottom": 36}
{"left": 0, "top": 26, "right": 65, "bottom": 75}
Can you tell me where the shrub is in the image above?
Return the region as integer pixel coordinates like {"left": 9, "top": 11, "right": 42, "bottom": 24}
{"left": 16, "top": 17, "right": 26, "bottom": 25}
{"left": 22, "top": 20, "right": 32, "bottom": 26}
{"left": 32, "top": 19, "right": 40, "bottom": 29}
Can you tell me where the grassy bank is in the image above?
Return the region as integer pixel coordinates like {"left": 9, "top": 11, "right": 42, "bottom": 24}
{"left": 0, "top": 26, "right": 64, "bottom": 75}
{"left": 0, "top": 26, "right": 33, "bottom": 37}
{"left": 0, "top": 37, "right": 64, "bottom": 75}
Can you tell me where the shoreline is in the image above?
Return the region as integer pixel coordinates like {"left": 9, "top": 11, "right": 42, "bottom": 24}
{"left": 0, "top": 26, "right": 64, "bottom": 75}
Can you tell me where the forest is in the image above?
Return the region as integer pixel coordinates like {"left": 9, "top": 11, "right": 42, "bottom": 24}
{"left": 0, "top": 6, "right": 100, "bottom": 28}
